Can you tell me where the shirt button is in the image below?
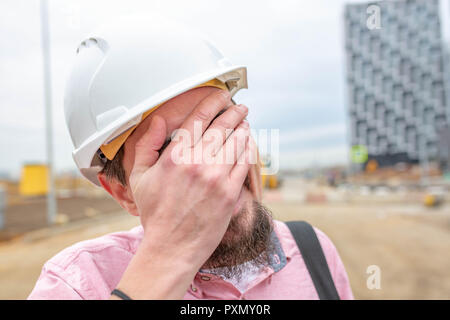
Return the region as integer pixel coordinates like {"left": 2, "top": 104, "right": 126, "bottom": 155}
{"left": 191, "top": 285, "right": 197, "bottom": 292}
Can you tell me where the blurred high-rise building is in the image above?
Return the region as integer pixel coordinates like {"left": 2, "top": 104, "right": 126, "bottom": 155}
{"left": 344, "top": 0, "right": 450, "bottom": 169}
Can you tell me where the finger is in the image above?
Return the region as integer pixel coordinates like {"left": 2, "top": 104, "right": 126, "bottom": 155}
{"left": 132, "top": 115, "right": 167, "bottom": 175}
{"left": 214, "top": 121, "right": 250, "bottom": 171}
{"left": 229, "top": 135, "right": 253, "bottom": 189}
{"left": 173, "top": 90, "right": 232, "bottom": 147}
{"left": 202, "top": 104, "right": 248, "bottom": 156}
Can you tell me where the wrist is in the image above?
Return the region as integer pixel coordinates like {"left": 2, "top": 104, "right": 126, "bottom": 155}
{"left": 115, "top": 238, "right": 198, "bottom": 300}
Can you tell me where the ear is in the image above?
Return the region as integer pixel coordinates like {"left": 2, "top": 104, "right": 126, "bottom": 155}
{"left": 97, "top": 173, "right": 139, "bottom": 217}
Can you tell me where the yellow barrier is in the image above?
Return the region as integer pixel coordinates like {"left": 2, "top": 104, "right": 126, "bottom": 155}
{"left": 19, "top": 164, "right": 48, "bottom": 196}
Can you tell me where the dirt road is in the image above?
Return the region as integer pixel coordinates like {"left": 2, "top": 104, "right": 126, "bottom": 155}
{"left": 267, "top": 201, "right": 450, "bottom": 299}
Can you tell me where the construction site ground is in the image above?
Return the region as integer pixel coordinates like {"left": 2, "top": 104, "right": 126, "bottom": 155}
{"left": 0, "top": 178, "right": 449, "bottom": 299}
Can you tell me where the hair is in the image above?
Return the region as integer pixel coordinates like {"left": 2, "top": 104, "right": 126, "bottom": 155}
{"left": 99, "top": 145, "right": 127, "bottom": 186}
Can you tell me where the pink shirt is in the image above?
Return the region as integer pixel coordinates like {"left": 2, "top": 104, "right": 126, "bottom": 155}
{"left": 28, "top": 220, "right": 354, "bottom": 300}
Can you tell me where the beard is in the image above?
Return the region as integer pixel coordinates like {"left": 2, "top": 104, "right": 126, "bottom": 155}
{"left": 201, "top": 199, "right": 275, "bottom": 281}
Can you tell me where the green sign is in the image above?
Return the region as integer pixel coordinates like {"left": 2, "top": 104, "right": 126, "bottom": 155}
{"left": 351, "top": 145, "right": 368, "bottom": 163}
{"left": 444, "top": 171, "right": 450, "bottom": 181}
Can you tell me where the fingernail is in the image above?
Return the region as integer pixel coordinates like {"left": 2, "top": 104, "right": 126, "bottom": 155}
{"left": 236, "top": 104, "right": 248, "bottom": 113}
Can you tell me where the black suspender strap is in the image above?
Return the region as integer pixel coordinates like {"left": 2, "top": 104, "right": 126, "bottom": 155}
{"left": 285, "top": 221, "right": 340, "bottom": 300}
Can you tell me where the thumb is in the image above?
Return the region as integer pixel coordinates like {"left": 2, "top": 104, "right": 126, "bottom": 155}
{"left": 132, "top": 115, "right": 167, "bottom": 176}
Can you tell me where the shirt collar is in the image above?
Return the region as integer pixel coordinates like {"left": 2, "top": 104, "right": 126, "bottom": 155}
{"left": 267, "top": 229, "right": 288, "bottom": 272}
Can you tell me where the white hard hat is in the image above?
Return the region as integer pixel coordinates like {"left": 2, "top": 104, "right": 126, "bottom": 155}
{"left": 64, "top": 14, "right": 247, "bottom": 186}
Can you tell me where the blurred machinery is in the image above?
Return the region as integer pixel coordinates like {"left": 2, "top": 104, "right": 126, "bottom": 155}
{"left": 260, "top": 155, "right": 281, "bottom": 189}
{"left": 262, "top": 173, "right": 279, "bottom": 189}
{"left": 365, "top": 159, "right": 379, "bottom": 173}
{"left": 423, "top": 187, "right": 445, "bottom": 207}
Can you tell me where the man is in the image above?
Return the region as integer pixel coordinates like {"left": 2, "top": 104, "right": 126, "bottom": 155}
{"left": 28, "top": 15, "right": 353, "bottom": 300}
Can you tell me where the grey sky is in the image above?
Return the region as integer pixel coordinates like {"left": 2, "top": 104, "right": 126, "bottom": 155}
{"left": 1, "top": 0, "right": 447, "bottom": 179}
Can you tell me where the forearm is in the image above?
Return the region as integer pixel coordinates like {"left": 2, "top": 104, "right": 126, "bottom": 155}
{"left": 111, "top": 240, "right": 198, "bottom": 300}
